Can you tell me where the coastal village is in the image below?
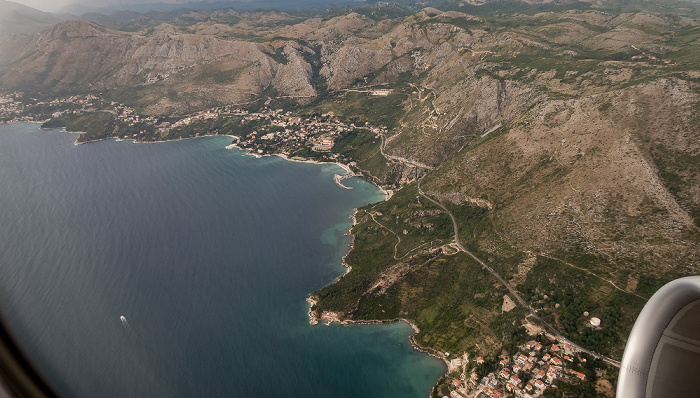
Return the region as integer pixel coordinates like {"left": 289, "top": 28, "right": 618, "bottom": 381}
{"left": 309, "top": 306, "right": 605, "bottom": 398}
{"left": 308, "top": 296, "right": 605, "bottom": 398}
{"left": 440, "top": 336, "right": 598, "bottom": 398}
{"left": 0, "top": 92, "right": 25, "bottom": 122}
{"left": 0, "top": 92, "right": 388, "bottom": 163}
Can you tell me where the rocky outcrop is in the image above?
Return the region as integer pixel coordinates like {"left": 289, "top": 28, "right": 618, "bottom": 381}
{"left": 271, "top": 42, "right": 316, "bottom": 102}
{"left": 321, "top": 45, "right": 394, "bottom": 90}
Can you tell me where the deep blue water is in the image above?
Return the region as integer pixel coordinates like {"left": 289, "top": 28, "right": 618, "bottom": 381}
{"left": 0, "top": 123, "right": 445, "bottom": 398}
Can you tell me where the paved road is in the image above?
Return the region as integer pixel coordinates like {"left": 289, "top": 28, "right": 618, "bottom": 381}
{"left": 416, "top": 178, "right": 621, "bottom": 368}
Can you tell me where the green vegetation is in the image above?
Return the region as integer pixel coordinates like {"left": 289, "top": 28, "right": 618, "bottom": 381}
{"left": 331, "top": 128, "right": 393, "bottom": 182}
{"left": 314, "top": 183, "right": 453, "bottom": 312}
{"left": 42, "top": 111, "right": 116, "bottom": 142}
{"left": 194, "top": 64, "right": 244, "bottom": 85}
{"left": 320, "top": 91, "right": 409, "bottom": 130}
{"left": 266, "top": 47, "right": 288, "bottom": 65}
{"left": 314, "top": 183, "right": 514, "bottom": 356}
{"left": 543, "top": 379, "right": 596, "bottom": 398}
{"left": 445, "top": 202, "right": 524, "bottom": 278}
{"left": 518, "top": 256, "right": 646, "bottom": 357}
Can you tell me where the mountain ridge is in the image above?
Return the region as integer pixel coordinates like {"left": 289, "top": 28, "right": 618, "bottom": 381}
{"left": 1, "top": 2, "right": 699, "bottom": 395}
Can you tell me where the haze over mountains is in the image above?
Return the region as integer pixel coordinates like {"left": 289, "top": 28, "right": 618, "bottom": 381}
{"left": 8, "top": 0, "right": 375, "bottom": 14}
{"left": 0, "top": 0, "right": 66, "bottom": 35}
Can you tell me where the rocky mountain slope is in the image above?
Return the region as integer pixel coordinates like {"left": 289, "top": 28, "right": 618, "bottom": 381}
{"left": 1, "top": 1, "right": 699, "bottom": 393}
{"left": 0, "top": 19, "right": 319, "bottom": 114}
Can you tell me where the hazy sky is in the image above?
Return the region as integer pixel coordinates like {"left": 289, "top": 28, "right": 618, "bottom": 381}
{"left": 11, "top": 0, "right": 74, "bottom": 12}
{"left": 11, "top": 0, "right": 202, "bottom": 13}
{"left": 11, "top": 0, "right": 363, "bottom": 13}
{"left": 11, "top": 0, "right": 360, "bottom": 13}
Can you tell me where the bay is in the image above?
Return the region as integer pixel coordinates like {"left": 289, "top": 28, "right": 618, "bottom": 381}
{"left": 0, "top": 123, "right": 445, "bottom": 397}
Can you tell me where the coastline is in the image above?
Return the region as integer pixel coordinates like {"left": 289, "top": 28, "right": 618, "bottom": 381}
{"left": 30, "top": 123, "right": 436, "bottom": 368}
{"left": 227, "top": 142, "right": 392, "bottom": 201}
{"left": 305, "top": 198, "right": 449, "bottom": 378}
{"left": 27, "top": 120, "right": 394, "bottom": 201}
{"left": 18, "top": 121, "right": 446, "bottom": 395}
{"left": 305, "top": 302, "right": 449, "bottom": 367}
{"left": 221, "top": 137, "right": 447, "bottom": 376}
{"left": 19, "top": 120, "right": 244, "bottom": 147}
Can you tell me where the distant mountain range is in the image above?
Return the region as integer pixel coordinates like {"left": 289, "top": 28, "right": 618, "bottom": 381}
{"left": 0, "top": 0, "right": 67, "bottom": 36}
{"left": 57, "top": 0, "right": 371, "bottom": 14}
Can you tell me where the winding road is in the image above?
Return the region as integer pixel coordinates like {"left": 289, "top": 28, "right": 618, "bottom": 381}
{"left": 416, "top": 178, "right": 621, "bottom": 368}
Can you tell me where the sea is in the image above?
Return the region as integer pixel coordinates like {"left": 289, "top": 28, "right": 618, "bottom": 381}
{"left": 0, "top": 123, "right": 445, "bottom": 398}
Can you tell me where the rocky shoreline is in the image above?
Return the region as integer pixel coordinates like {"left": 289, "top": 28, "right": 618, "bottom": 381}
{"left": 306, "top": 298, "right": 449, "bottom": 366}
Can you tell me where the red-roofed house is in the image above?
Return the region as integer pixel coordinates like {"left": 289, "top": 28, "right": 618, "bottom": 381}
{"left": 569, "top": 369, "right": 586, "bottom": 381}
{"left": 486, "top": 388, "right": 502, "bottom": 398}
{"left": 517, "top": 354, "right": 529, "bottom": 365}
{"left": 513, "top": 386, "right": 524, "bottom": 397}
{"left": 510, "top": 375, "right": 522, "bottom": 386}
{"left": 500, "top": 369, "right": 510, "bottom": 380}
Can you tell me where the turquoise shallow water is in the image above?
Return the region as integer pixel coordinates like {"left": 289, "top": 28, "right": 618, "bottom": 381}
{"left": 0, "top": 123, "right": 445, "bottom": 397}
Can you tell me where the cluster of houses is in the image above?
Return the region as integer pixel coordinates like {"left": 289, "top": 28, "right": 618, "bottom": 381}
{"left": 629, "top": 45, "right": 673, "bottom": 64}
{"left": 0, "top": 92, "right": 102, "bottom": 123}
{"left": 0, "top": 92, "right": 25, "bottom": 122}
{"left": 446, "top": 340, "right": 589, "bottom": 398}
{"left": 114, "top": 105, "right": 158, "bottom": 131}
{"left": 49, "top": 94, "right": 99, "bottom": 107}
{"left": 233, "top": 109, "right": 387, "bottom": 156}
{"left": 630, "top": 54, "right": 673, "bottom": 64}
{"left": 1, "top": 90, "right": 388, "bottom": 155}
